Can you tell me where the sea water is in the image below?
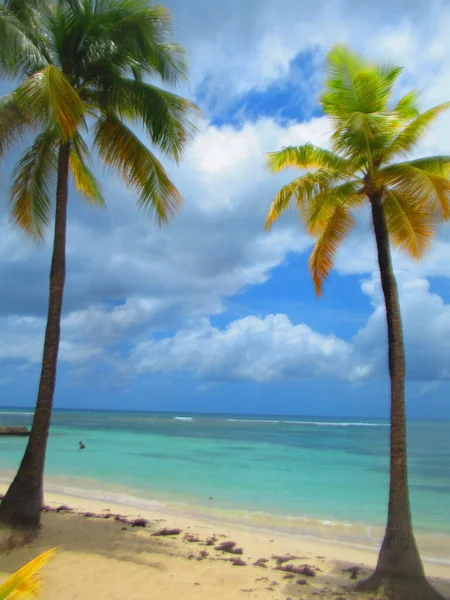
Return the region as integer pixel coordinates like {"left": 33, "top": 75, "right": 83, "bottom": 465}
{"left": 0, "top": 410, "right": 449, "bottom": 560}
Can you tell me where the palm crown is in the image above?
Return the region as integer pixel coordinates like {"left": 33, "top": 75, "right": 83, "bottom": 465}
{"left": 265, "top": 45, "right": 450, "bottom": 294}
{"left": 0, "top": 0, "right": 200, "bottom": 238}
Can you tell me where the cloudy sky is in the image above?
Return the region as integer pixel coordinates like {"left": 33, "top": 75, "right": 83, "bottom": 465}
{"left": 2, "top": 0, "right": 450, "bottom": 418}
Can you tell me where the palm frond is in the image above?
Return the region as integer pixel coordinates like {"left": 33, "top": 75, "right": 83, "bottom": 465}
{"left": 264, "top": 169, "right": 343, "bottom": 230}
{"left": 383, "top": 189, "right": 435, "bottom": 258}
{"left": 309, "top": 204, "right": 355, "bottom": 296}
{"left": 90, "top": 79, "right": 201, "bottom": 161}
{"left": 321, "top": 45, "right": 402, "bottom": 117}
{"left": 0, "top": 4, "right": 50, "bottom": 79}
{"left": 305, "top": 180, "right": 364, "bottom": 234}
{"left": 0, "top": 548, "right": 55, "bottom": 600}
{"left": 69, "top": 134, "right": 104, "bottom": 206}
{"left": 94, "top": 112, "right": 182, "bottom": 223}
{"left": 9, "top": 128, "right": 59, "bottom": 239}
{"left": 383, "top": 102, "right": 450, "bottom": 162}
{"left": 382, "top": 161, "right": 450, "bottom": 219}
{"left": 0, "top": 95, "right": 34, "bottom": 161}
{"left": 13, "top": 66, "right": 85, "bottom": 140}
{"left": 265, "top": 144, "right": 351, "bottom": 173}
{"left": 392, "top": 90, "right": 420, "bottom": 120}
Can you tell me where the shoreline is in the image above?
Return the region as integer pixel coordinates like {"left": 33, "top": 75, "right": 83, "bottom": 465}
{"left": 1, "top": 489, "right": 450, "bottom": 599}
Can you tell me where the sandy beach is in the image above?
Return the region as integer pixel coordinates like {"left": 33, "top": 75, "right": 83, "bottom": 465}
{"left": 0, "top": 491, "right": 449, "bottom": 600}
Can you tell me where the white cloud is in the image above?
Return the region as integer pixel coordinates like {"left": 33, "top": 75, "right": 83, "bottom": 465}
{"left": 131, "top": 313, "right": 369, "bottom": 382}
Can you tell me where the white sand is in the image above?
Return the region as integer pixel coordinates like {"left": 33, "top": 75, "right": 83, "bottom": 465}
{"left": 0, "top": 491, "right": 449, "bottom": 599}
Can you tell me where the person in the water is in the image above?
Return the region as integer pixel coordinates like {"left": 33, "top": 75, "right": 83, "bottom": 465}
{"left": 79, "top": 441, "right": 86, "bottom": 450}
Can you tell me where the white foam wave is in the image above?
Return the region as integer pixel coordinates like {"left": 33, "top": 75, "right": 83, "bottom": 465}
{"left": 226, "top": 418, "right": 388, "bottom": 427}
{"left": 0, "top": 412, "right": 34, "bottom": 415}
{"left": 174, "top": 416, "right": 193, "bottom": 421}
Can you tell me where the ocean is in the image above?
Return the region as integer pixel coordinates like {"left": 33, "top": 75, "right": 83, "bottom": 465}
{"left": 0, "top": 409, "right": 449, "bottom": 561}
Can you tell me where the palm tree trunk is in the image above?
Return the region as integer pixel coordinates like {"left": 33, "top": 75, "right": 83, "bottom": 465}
{"left": 0, "top": 142, "right": 70, "bottom": 530}
{"left": 357, "top": 193, "right": 444, "bottom": 599}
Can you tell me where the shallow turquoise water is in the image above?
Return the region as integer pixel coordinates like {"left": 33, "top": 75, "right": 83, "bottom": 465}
{"left": 0, "top": 410, "right": 449, "bottom": 555}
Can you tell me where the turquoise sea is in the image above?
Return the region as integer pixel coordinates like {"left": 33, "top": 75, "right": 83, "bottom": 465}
{"left": 0, "top": 409, "right": 449, "bottom": 561}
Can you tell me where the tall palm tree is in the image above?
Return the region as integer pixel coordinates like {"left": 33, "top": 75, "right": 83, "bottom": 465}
{"left": 265, "top": 46, "right": 450, "bottom": 600}
{"left": 0, "top": 0, "right": 199, "bottom": 529}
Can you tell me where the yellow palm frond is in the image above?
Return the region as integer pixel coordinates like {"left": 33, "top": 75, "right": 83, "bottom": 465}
{"left": 309, "top": 205, "right": 355, "bottom": 296}
{"left": 10, "top": 128, "right": 59, "bottom": 239}
{"left": 305, "top": 181, "right": 364, "bottom": 234}
{"left": 265, "top": 144, "right": 351, "bottom": 173}
{"left": 382, "top": 161, "right": 450, "bottom": 219}
{"left": 94, "top": 112, "right": 182, "bottom": 224}
{"left": 383, "top": 102, "right": 450, "bottom": 162}
{"left": 383, "top": 190, "right": 435, "bottom": 258}
{"left": 69, "top": 134, "right": 104, "bottom": 206}
{"left": 264, "top": 169, "right": 343, "bottom": 230}
{"left": 13, "top": 65, "right": 85, "bottom": 140}
{"left": 0, "top": 548, "right": 55, "bottom": 599}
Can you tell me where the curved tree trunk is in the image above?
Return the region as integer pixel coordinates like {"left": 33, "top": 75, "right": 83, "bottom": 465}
{"left": 0, "top": 142, "right": 70, "bottom": 530}
{"left": 357, "top": 193, "right": 445, "bottom": 600}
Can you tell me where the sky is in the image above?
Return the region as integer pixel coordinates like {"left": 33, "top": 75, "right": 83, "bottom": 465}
{"left": 1, "top": 0, "right": 450, "bottom": 418}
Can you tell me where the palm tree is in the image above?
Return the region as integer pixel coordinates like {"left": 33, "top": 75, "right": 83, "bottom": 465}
{"left": 264, "top": 46, "right": 450, "bottom": 600}
{"left": 0, "top": 548, "right": 55, "bottom": 599}
{"left": 0, "top": 0, "right": 199, "bottom": 529}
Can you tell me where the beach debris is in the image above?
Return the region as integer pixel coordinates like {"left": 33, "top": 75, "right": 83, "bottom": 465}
{"left": 282, "top": 573, "right": 295, "bottom": 579}
{"left": 41, "top": 505, "right": 55, "bottom": 512}
{"left": 286, "top": 597, "right": 294, "bottom": 600}
{"left": 55, "top": 505, "right": 73, "bottom": 513}
{"left": 83, "top": 512, "right": 96, "bottom": 518}
{"left": 240, "top": 588, "right": 254, "bottom": 592}
{"left": 205, "top": 536, "right": 217, "bottom": 546}
{"left": 255, "top": 577, "right": 268, "bottom": 582}
{"left": 272, "top": 554, "right": 298, "bottom": 565}
{"left": 131, "top": 518, "right": 148, "bottom": 528}
{"left": 184, "top": 533, "right": 200, "bottom": 542}
{"left": 199, "top": 550, "right": 209, "bottom": 558}
{"left": 114, "top": 516, "right": 129, "bottom": 524}
{"left": 231, "top": 558, "right": 247, "bottom": 566}
{"left": 265, "top": 587, "right": 275, "bottom": 591}
{"left": 341, "top": 565, "right": 362, "bottom": 580}
{"left": 253, "top": 558, "right": 269, "bottom": 567}
{"left": 214, "top": 540, "right": 244, "bottom": 554}
{"left": 151, "top": 527, "right": 182, "bottom": 536}
{"left": 194, "top": 582, "right": 201, "bottom": 586}
{"left": 276, "top": 564, "right": 316, "bottom": 577}
{"left": 121, "top": 527, "right": 128, "bottom": 531}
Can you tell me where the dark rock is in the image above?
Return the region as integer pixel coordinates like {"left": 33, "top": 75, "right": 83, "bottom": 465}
{"left": 231, "top": 558, "right": 247, "bottom": 566}
{"left": 56, "top": 505, "right": 73, "bottom": 513}
{"left": 151, "top": 527, "right": 182, "bottom": 536}
{"left": 121, "top": 527, "right": 128, "bottom": 531}
{"left": 131, "top": 518, "right": 148, "bottom": 528}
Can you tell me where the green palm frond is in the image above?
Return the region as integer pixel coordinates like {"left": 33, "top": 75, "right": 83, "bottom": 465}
{"left": 0, "top": 548, "right": 55, "bottom": 599}
{"left": 69, "top": 134, "right": 104, "bottom": 206}
{"left": 0, "top": 95, "right": 33, "bottom": 161}
{"left": 265, "top": 144, "right": 351, "bottom": 173}
{"left": 392, "top": 90, "right": 420, "bottom": 120}
{"left": 9, "top": 128, "right": 59, "bottom": 239}
{"left": 13, "top": 66, "right": 85, "bottom": 140}
{"left": 94, "top": 112, "right": 182, "bottom": 223}
{"left": 309, "top": 204, "right": 355, "bottom": 296}
{"left": 383, "top": 102, "right": 450, "bottom": 162}
{"left": 383, "top": 190, "right": 435, "bottom": 258}
{"left": 91, "top": 78, "right": 201, "bottom": 161}
{"left": 0, "top": 4, "right": 49, "bottom": 78}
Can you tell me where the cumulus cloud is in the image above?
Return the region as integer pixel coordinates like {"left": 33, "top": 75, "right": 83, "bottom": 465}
{"left": 131, "top": 314, "right": 370, "bottom": 382}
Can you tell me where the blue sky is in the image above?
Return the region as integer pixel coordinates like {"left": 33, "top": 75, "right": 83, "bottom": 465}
{"left": 2, "top": 0, "right": 450, "bottom": 418}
